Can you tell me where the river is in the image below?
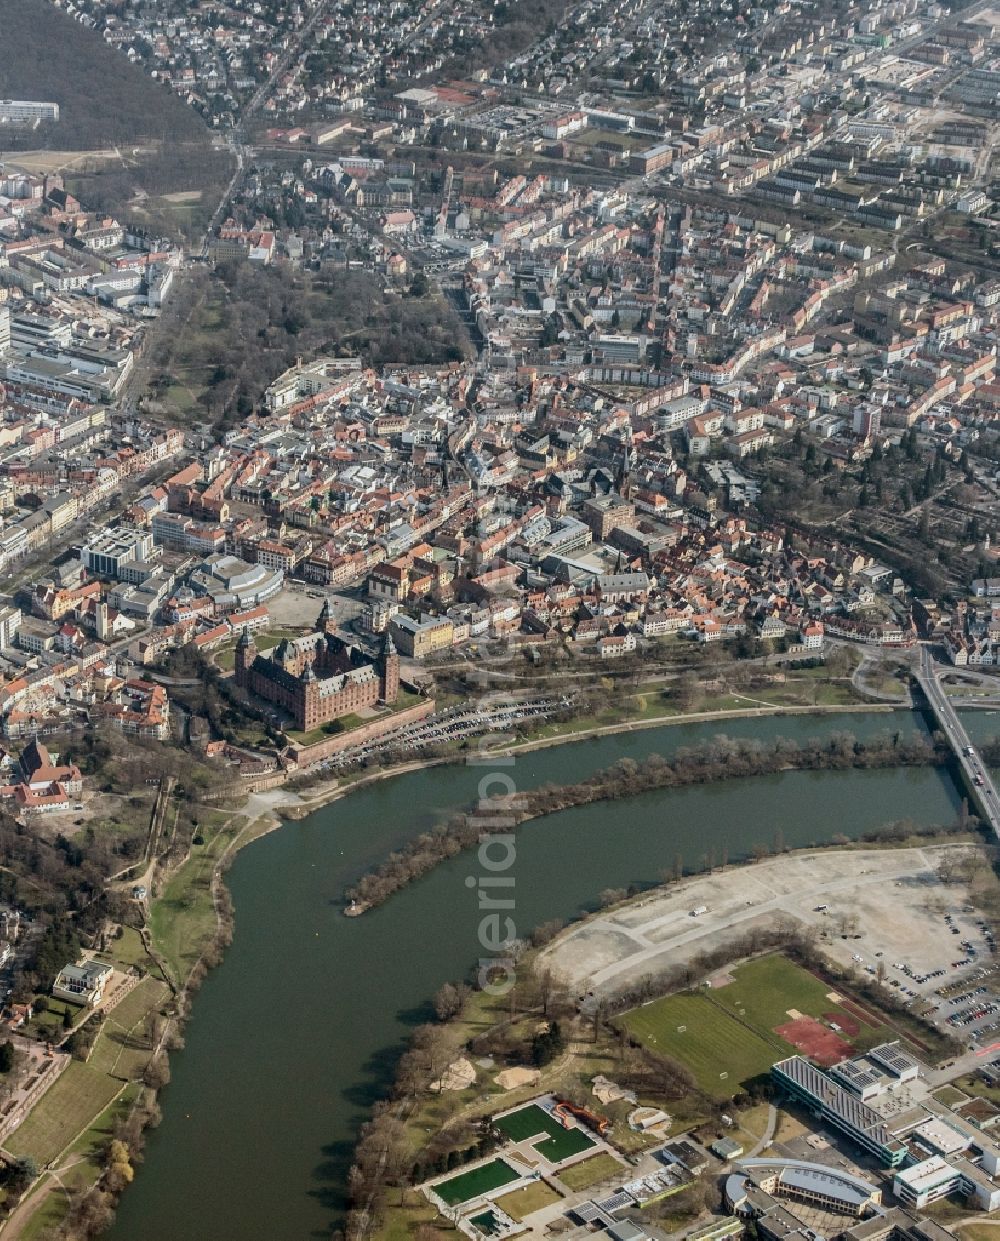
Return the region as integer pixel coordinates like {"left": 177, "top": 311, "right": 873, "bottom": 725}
{"left": 108, "top": 709, "right": 964, "bottom": 1241}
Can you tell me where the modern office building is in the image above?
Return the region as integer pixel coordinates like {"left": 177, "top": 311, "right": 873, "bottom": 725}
{"left": 771, "top": 1057, "right": 907, "bottom": 1167}
{"left": 0, "top": 99, "right": 59, "bottom": 125}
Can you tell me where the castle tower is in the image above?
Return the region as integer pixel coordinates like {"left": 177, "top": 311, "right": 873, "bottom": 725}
{"left": 317, "top": 598, "right": 335, "bottom": 636}
{"left": 235, "top": 627, "right": 257, "bottom": 690}
{"left": 298, "top": 659, "right": 319, "bottom": 730}
{"left": 380, "top": 631, "right": 400, "bottom": 705}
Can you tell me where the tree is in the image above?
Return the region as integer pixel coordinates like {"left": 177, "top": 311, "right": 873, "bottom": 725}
{"left": 62, "top": 1005, "right": 74, "bottom": 1031}
{"left": 0, "top": 1041, "right": 14, "bottom": 1074}
{"left": 6, "top": 1157, "right": 37, "bottom": 1198}
{"left": 433, "top": 982, "right": 469, "bottom": 1022}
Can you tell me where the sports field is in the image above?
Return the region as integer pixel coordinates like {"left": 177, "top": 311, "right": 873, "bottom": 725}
{"left": 434, "top": 1159, "right": 521, "bottom": 1206}
{"left": 494, "top": 1104, "right": 595, "bottom": 1161}
{"left": 713, "top": 955, "right": 874, "bottom": 1033}
{"left": 620, "top": 991, "right": 780, "bottom": 1098}
{"left": 619, "top": 953, "right": 886, "bottom": 1098}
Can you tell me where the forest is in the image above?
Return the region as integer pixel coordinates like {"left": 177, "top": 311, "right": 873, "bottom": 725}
{"left": 0, "top": 0, "right": 208, "bottom": 149}
{"left": 0, "top": 0, "right": 233, "bottom": 241}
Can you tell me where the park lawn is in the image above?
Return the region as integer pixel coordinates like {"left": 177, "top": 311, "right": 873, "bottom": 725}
{"left": 956, "top": 1074, "right": 1000, "bottom": 1106}
{"left": 557, "top": 1152, "right": 625, "bottom": 1192}
{"left": 106, "top": 927, "right": 150, "bottom": 970}
{"left": 957, "top": 1226, "right": 1000, "bottom": 1241}
{"left": 7, "top": 1062, "right": 123, "bottom": 1165}
{"left": 434, "top": 1159, "right": 521, "bottom": 1206}
{"left": 162, "top": 383, "right": 199, "bottom": 415}
{"left": 619, "top": 992, "right": 782, "bottom": 1099}
{"left": 215, "top": 645, "right": 238, "bottom": 672}
{"left": 494, "top": 1182, "right": 562, "bottom": 1220}
{"left": 736, "top": 1101, "right": 774, "bottom": 1145}
{"left": 24, "top": 996, "right": 85, "bottom": 1043}
{"left": 378, "top": 1194, "right": 442, "bottom": 1241}
{"left": 149, "top": 817, "right": 242, "bottom": 985}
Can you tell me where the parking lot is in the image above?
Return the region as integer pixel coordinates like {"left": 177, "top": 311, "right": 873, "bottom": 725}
{"left": 541, "top": 844, "right": 1000, "bottom": 1048}
{"left": 820, "top": 883, "right": 1000, "bottom": 1042}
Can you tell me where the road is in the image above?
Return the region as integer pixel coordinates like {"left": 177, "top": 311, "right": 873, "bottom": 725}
{"left": 916, "top": 646, "right": 1000, "bottom": 837}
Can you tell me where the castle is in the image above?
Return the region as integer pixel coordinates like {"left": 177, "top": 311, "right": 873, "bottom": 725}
{"left": 235, "top": 601, "right": 400, "bottom": 732}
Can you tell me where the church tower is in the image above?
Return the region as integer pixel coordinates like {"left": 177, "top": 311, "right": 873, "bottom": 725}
{"left": 617, "top": 437, "right": 633, "bottom": 502}
{"left": 235, "top": 627, "right": 257, "bottom": 689}
{"left": 379, "top": 631, "right": 400, "bottom": 705}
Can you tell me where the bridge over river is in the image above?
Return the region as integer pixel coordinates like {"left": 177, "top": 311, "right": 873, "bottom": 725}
{"left": 916, "top": 644, "right": 1000, "bottom": 837}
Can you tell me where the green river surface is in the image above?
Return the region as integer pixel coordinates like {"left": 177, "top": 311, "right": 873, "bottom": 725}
{"left": 108, "top": 708, "right": 980, "bottom": 1241}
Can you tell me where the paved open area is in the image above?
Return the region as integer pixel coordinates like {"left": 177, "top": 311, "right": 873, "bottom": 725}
{"left": 540, "top": 845, "right": 991, "bottom": 1009}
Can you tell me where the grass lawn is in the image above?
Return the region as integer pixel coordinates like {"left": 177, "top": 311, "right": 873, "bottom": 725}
{"left": 7, "top": 1062, "right": 123, "bottom": 1165}
{"left": 619, "top": 992, "right": 781, "bottom": 1099}
{"left": 434, "top": 1160, "right": 521, "bottom": 1206}
{"left": 149, "top": 816, "right": 243, "bottom": 985}
{"left": 956, "top": 1074, "right": 1000, "bottom": 1106}
{"left": 957, "top": 1226, "right": 1000, "bottom": 1241}
{"left": 922, "top": 1197, "right": 973, "bottom": 1224}
{"left": 556, "top": 1152, "right": 624, "bottom": 1192}
{"left": 736, "top": 1101, "right": 774, "bottom": 1145}
{"left": 378, "top": 1195, "right": 444, "bottom": 1241}
{"left": 24, "top": 997, "right": 84, "bottom": 1042}
{"left": 104, "top": 926, "right": 150, "bottom": 971}
{"left": 494, "top": 1182, "right": 562, "bottom": 1220}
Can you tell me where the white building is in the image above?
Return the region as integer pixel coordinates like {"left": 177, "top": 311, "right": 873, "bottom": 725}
{"left": 0, "top": 99, "right": 59, "bottom": 125}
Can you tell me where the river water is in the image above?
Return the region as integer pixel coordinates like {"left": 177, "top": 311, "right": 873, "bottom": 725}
{"left": 108, "top": 710, "right": 964, "bottom": 1241}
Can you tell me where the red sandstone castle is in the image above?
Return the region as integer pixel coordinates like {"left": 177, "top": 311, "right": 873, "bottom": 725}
{"left": 235, "top": 601, "right": 400, "bottom": 732}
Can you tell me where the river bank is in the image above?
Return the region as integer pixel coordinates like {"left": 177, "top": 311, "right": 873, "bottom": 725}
{"left": 345, "top": 727, "right": 946, "bottom": 913}
{"left": 103, "top": 707, "right": 962, "bottom": 1241}
{"left": 0, "top": 703, "right": 936, "bottom": 1239}
{"left": 283, "top": 699, "right": 902, "bottom": 821}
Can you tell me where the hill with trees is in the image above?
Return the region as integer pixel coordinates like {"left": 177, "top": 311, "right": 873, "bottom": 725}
{"left": 0, "top": 0, "right": 207, "bottom": 149}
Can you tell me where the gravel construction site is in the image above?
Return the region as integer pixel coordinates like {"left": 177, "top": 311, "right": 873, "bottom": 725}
{"left": 540, "top": 844, "right": 993, "bottom": 1006}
